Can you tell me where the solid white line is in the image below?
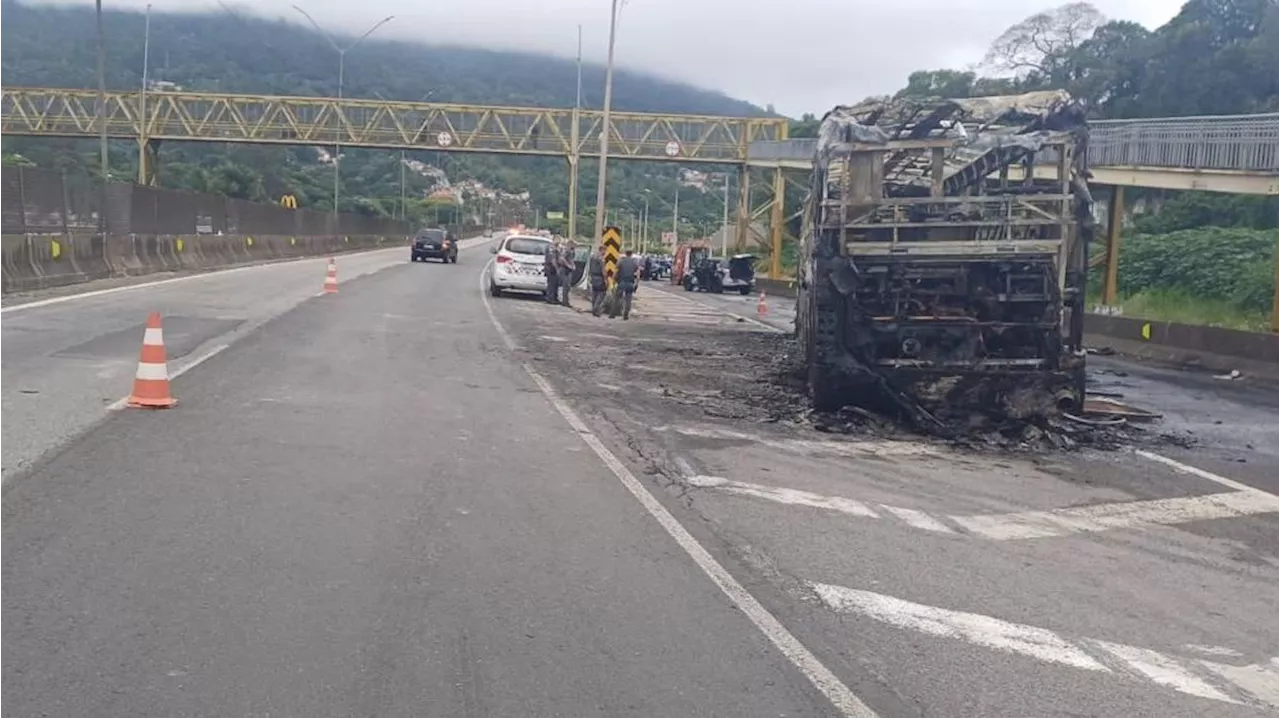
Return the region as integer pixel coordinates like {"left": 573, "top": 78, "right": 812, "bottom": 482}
{"left": 107, "top": 343, "right": 230, "bottom": 412}
{"left": 813, "top": 583, "right": 1109, "bottom": 672}
{"left": 478, "top": 263, "right": 878, "bottom": 718}
{"left": 1087, "top": 639, "right": 1237, "bottom": 704}
{"left": 951, "top": 490, "right": 1277, "bottom": 540}
{"left": 1198, "top": 657, "right": 1279, "bottom": 705}
{"left": 813, "top": 582, "right": 1273, "bottom": 707}
{"left": 663, "top": 424, "right": 939, "bottom": 458}
{"left": 1136, "top": 450, "right": 1275, "bottom": 498}
{"left": 688, "top": 475, "right": 881, "bottom": 519}
{"left": 0, "top": 246, "right": 400, "bottom": 314}
{"left": 2, "top": 235, "right": 496, "bottom": 315}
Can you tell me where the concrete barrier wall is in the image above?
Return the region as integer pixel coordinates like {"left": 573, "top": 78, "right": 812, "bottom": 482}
{"left": 1, "top": 233, "right": 408, "bottom": 295}
{"left": 752, "top": 277, "right": 1277, "bottom": 374}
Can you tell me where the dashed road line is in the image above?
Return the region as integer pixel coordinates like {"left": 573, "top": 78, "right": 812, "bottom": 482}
{"left": 683, "top": 475, "right": 1276, "bottom": 540}
{"left": 812, "top": 582, "right": 1277, "bottom": 708}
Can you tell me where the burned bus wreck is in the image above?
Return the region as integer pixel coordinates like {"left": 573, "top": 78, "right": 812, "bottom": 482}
{"left": 795, "top": 90, "right": 1095, "bottom": 427}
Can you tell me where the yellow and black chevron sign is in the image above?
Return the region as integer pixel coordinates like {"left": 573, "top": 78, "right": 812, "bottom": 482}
{"left": 280, "top": 194, "right": 298, "bottom": 209}
{"left": 601, "top": 225, "right": 622, "bottom": 286}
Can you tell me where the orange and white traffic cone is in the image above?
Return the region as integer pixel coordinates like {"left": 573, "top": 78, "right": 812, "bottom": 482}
{"left": 323, "top": 258, "right": 339, "bottom": 294}
{"left": 127, "top": 312, "right": 177, "bottom": 409}
{"left": 757, "top": 292, "right": 768, "bottom": 317}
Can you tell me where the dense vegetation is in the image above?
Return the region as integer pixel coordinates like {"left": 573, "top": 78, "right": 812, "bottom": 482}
{"left": 789, "top": 0, "right": 1278, "bottom": 328}
{"left": 0, "top": 0, "right": 763, "bottom": 236}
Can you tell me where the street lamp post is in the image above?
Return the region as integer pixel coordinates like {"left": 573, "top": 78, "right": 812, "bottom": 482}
{"left": 641, "top": 192, "right": 650, "bottom": 253}
{"left": 591, "top": 0, "right": 621, "bottom": 243}
{"left": 95, "top": 0, "right": 108, "bottom": 234}
{"left": 671, "top": 173, "right": 680, "bottom": 251}
{"left": 292, "top": 6, "right": 394, "bottom": 228}
{"left": 137, "top": 3, "right": 153, "bottom": 185}
{"left": 721, "top": 173, "right": 730, "bottom": 258}
{"left": 567, "top": 24, "right": 583, "bottom": 242}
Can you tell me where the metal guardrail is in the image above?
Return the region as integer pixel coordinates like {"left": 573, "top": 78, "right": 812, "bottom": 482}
{"left": 1089, "top": 114, "right": 1278, "bottom": 172}
{"left": 748, "top": 114, "right": 1280, "bottom": 175}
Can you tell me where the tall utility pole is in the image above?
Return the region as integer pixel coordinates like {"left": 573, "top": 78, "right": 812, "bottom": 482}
{"left": 96, "top": 0, "right": 108, "bottom": 233}
{"left": 591, "top": 0, "right": 621, "bottom": 243}
{"left": 292, "top": 6, "right": 394, "bottom": 227}
{"left": 137, "top": 3, "right": 152, "bottom": 185}
{"left": 641, "top": 194, "right": 649, "bottom": 253}
{"left": 567, "top": 24, "right": 583, "bottom": 242}
{"left": 721, "top": 173, "right": 730, "bottom": 258}
{"left": 671, "top": 169, "right": 680, "bottom": 252}
{"left": 399, "top": 151, "right": 407, "bottom": 220}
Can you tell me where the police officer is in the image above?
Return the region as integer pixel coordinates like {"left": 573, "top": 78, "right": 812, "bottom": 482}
{"left": 557, "top": 241, "right": 576, "bottom": 307}
{"left": 612, "top": 249, "right": 641, "bottom": 320}
{"left": 587, "top": 245, "right": 607, "bottom": 317}
{"left": 543, "top": 241, "right": 561, "bottom": 304}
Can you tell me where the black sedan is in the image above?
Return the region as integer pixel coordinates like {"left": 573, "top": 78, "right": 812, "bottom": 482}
{"left": 411, "top": 229, "right": 459, "bottom": 264}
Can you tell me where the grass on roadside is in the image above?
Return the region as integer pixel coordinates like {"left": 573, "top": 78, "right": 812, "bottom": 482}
{"left": 1094, "top": 288, "right": 1274, "bottom": 333}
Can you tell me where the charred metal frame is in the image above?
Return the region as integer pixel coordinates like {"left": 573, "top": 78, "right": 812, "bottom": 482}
{"left": 800, "top": 92, "right": 1093, "bottom": 420}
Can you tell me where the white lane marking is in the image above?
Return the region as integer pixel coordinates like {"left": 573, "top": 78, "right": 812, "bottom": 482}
{"left": 879, "top": 505, "right": 956, "bottom": 534}
{"left": 1137, "top": 450, "right": 1275, "bottom": 498}
{"left": 950, "top": 490, "right": 1278, "bottom": 540}
{"left": 106, "top": 343, "right": 230, "bottom": 411}
{"left": 1184, "top": 644, "right": 1245, "bottom": 658}
{"left": 684, "top": 474, "right": 1272, "bottom": 541}
{"left": 479, "top": 263, "right": 879, "bottom": 718}
{"left": 662, "top": 424, "right": 940, "bottom": 458}
{"left": 687, "top": 475, "right": 881, "bottom": 519}
{"left": 1087, "top": 639, "right": 1238, "bottom": 704}
{"left": 1, "top": 235, "right": 496, "bottom": 315}
{"left": 1199, "top": 657, "right": 1280, "bottom": 705}
{"left": 1, "top": 246, "right": 397, "bottom": 314}
{"left": 812, "top": 583, "right": 1109, "bottom": 672}
{"left": 813, "top": 582, "right": 1276, "bottom": 708}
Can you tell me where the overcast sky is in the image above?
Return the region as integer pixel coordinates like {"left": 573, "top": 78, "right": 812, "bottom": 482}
{"left": 44, "top": 0, "right": 1181, "bottom": 116}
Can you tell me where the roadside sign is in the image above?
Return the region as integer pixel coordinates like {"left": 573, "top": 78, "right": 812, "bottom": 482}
{"left": 601, "top": 226, "right": 622, "bottom": 287}
{"left": 664, "top": 141, "right": 680, "bottom": 157}
{"left": 546, "top": 211, "right": 565, "bottom": 220}
{"left": 280, "top": 194, "right": 298, "bottom": 209}
{"left": 436, "top": 132, "right": 453, "bottom": 147}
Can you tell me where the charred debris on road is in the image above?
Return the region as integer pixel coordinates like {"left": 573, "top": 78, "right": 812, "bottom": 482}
{"left": 519, "top": 315, "right": 1184, "bottom": 455}
{"left": 795, "top": 90, "right": 1104, "bottom": 436}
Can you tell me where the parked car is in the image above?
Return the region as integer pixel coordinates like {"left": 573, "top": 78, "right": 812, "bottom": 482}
{"left": 411, "top": 228, "right": 458, "bottom": 263}
{"left": 682, "top": 254, "right": 755, "bottom": 295}
{"left": 489, "top": 234, "right": 552, "bottom": 297}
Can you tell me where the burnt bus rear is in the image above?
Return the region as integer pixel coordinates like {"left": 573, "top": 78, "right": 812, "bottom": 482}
{"left": 795, "top": 91, "right": 1094, "bottom": 424}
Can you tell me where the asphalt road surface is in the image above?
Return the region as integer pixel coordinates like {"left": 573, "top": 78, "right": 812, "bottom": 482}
{"left": 2, "top": 240, "right": 842, "bottom": 717}
{"left": 4, "top": 246, "right": 1276, "bottom": 717}
{"left": 494, "top": 280, "right": 1279, "bottom": 716}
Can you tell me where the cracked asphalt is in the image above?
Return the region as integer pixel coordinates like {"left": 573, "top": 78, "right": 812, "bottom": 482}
{"left": 496, "top": 280, "right": 1278, "bottom": 717}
